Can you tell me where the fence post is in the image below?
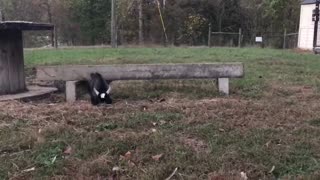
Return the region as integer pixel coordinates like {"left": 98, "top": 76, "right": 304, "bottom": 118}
{"left": 283, "top": 28, "right": 287, "bottom": 49}
{"left": 208, "top": 23, "right": 212, "bottom": 47}
{"left": 54, "top": 26, "right": 58, "bottom": 49}
{"left": 238, "top": 28, "right": 242, "bottom": 48}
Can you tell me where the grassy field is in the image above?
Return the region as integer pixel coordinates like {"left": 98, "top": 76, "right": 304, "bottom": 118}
{"left": 1, "top": 47, "right": 320, "bottom": 179}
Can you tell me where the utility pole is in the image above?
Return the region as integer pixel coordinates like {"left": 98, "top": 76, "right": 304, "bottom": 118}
{"left": 313, "top": 0, "right": 319, "bottom": 51}
{"left": 138, "top": 0, "right": 144, "bottom": 45}
{"left": 111, "top": 0, "right": 117, "bottom": 48}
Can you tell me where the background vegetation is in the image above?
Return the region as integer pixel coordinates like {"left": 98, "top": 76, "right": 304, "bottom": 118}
{"left": 0, "top": 0, "right": 301, "bottom": 47}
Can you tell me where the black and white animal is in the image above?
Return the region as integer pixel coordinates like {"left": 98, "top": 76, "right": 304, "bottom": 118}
{"left": 88, "top": 73, "right": 112, "bottom": 105}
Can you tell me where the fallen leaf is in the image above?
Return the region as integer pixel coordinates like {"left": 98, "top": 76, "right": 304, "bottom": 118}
{"left": 64, "top": 146, "right": 72, "bottom": 155}
{"left": 165, "top": 167, "right": 178, "bottom": 180}
{"left": 240, "top": 172, "right": 248, "bottom": 180}
{"left": 112, "top": 166, "right": 120, "bottom": 171}
{"left": 128, "top": 160, "right": 135, "bottom": 167}
{"left": 141, "top": 105, "right": 148, "bottom": 111}
{"left": 51, "top": 155, "right": 57, "bottom": 164}
{"left": 152, "top": 154, "right": 163, "bottom": 161}
{"left": 125, "top": 151, "right": 132, "bottom": 160}
{"left": 269, "top": 165, "right": 275, "bottom": 173}
{"left": 119, "top": 155, "right": 125, "bottom": 161}
{"left": 21, "top": 167, "right": 35, "bottom": 173}
{"left": 151, "top": 128, "right": 157, "bottom": 133}
{"left": 265, "top": 140, "right": 271, "bottom": 147}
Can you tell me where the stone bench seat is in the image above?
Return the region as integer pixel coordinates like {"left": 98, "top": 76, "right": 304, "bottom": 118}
{"left": 36, "top": 63, "right": 244, "bottom": 103}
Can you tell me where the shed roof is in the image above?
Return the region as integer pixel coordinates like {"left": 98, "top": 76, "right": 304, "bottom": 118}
{"left": 0, "top": 21, "right": 53, "bottom": 31}
{"left": 302, "top": 0, "right": 317, "bottom": 5}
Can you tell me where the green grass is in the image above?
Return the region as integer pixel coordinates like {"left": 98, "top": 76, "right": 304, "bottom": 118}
{"left": 25, "top": 47, "right": 320, "bottom": 66}
{"left": 25, "top": 47, "right": 320, "bottom": 98}
{"left": 1, "top": 47, "right": 320, "bottom": 179}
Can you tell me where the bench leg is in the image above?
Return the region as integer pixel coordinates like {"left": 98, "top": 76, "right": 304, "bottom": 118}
{"left": 66, "top": 81, "right": 78, "bottom": 103}
{"left": 218, "top": 78, "right": 229, "bottom": 95}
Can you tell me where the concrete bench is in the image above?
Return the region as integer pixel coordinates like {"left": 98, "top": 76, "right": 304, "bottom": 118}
{"left": 36, "top": 63, "right": 244, "bottom": 103}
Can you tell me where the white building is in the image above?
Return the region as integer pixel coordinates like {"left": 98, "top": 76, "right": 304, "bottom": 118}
{"left": 298, "top": 0, "right": 320, "bottom": 50}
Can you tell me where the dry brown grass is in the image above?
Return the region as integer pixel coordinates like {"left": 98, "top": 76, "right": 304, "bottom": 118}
{"left": 2, "top": 81, "right": 320, "bottom": 179}
{"left": 6, "top": 44, "right": 320, "bottom": 179}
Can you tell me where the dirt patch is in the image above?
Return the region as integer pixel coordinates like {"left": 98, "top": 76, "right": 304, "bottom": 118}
{"left": 208, "top": 171, "right": 247, "bottom": 180}
{"left": 2, "top": 92, "right": 320, "bottom": 132}
{"left": 266, "top": 83, "right": 316, "bottom": 99}
{"left": 105, "top": 129, "right": 153, "bottom": 141}
{"left": 292, "top": 48, "right": 313, "bottom": 54}
{"left": 258, "top": 61, "right": 302, "bottom": 67}
{"left": 179, "top": 135, "right": 210, "bottom": 154}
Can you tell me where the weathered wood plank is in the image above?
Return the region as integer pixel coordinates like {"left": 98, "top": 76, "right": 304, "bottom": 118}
{"left": 0, "top": 86, "right": 57, "bottom": 101}
{"left": 8, "top": 30, "right": 25, "bottom": 93}
{"left": 0, "top": 21, "right": 53, "bottom": 31}
{"left": 0, "top": 39, "right": 10, "bottom": 95}
{"left": 37, "top": 63, "right": 244, "bottom": 81}
{"left": 0, "top": 30, "right": 26, "bottom": 95}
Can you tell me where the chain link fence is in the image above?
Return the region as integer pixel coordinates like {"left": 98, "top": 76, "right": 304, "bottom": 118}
{"left": 22, "top": 23, "right": 308, "bottom": 50}
{"left": 207, "top": 26, "right": 299, "bottom": 49}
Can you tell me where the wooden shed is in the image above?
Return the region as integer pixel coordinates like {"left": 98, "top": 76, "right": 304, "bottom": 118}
{"left": 298, "top": 0, "right": 320, "bottom": 50}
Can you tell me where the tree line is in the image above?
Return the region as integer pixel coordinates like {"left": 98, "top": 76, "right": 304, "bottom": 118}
{"left": 0, "top": 0, "right": 302, "bottom": 47}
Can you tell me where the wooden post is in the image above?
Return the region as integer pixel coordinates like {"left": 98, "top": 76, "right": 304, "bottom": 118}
{"left": 51, "top": 29, "right": 54, "bottom": 47}
{"left": 54, "top": 26, "right": 58, "bottom": 49}
{"left": 0, "top": 30, "right": 26, "bottom": 95}
{"left": 208, "top": 23, "right": 212, "bottom": 47}
{"left": 238, "top": 28, "right": 242, "bottom": 48}
{"left": 111, "top": 0, "right": 117, "bottom": 48}
{"left": 283, "top": 28, "right": 287, "bottom": 49}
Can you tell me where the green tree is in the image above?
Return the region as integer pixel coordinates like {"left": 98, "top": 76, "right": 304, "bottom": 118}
{"left": 70, "top": 0, "right": 111, "bottom": 45}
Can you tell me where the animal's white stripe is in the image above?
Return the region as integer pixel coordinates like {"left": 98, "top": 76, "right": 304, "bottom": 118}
{"left": 93, "top": 88, "right": 99, "bottom": 96}
{"left": 107, "top": 86, "right": 112, "bottom": 94}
